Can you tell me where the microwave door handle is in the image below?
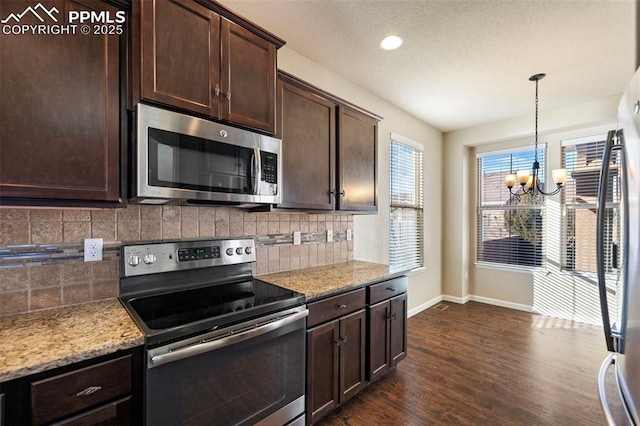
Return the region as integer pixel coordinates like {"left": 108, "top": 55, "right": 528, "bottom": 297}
{"left": 597, "top": 129, "right": 617, "bottom": 352}
{"left": 253, "top": 147, "right": 262, "bottom": 195}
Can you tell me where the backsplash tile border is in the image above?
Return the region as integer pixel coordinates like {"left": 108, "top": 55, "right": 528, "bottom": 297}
{"left": 0, "top": 206, "right": 354, "bottom": 316}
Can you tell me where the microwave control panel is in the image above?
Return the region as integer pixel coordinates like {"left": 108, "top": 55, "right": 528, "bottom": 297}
{"left": 261, "top": 152, "right": 277, "bottom": 184}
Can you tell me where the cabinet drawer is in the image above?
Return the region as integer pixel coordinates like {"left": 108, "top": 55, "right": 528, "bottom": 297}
{"left": 55, "top": 396, "right": 130, "bottom": 426}
{"left": 31, "top": 355, "right": 131, "bottom": 425}
{"left": 367, "top": 276, "right": 407, "bottom": 305}
{"left": 308, "top": 288, "right": 365, "bottom": 328}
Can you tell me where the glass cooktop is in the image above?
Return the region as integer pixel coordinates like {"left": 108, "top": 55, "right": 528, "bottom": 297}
{"left": 127, "top": 279, "right": 303, "bottom": 330}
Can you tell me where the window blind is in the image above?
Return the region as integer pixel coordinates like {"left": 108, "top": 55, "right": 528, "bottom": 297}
{"left": 476, "top": 147, "right": 546, "bottom": 267}
{"left": 389, "top": 137, "right": 424, "bottom": 271}
{"left": 561, "top": 136, "right": 621, "bottom": 273}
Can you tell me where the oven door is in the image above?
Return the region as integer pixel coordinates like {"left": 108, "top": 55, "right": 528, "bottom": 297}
{"left": 145, "top": 308, "right": 307, "bottom": 426}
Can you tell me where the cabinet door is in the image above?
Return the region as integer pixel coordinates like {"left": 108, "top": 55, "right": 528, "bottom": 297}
{"left": 306, "top": 320, "right": 339, "bottom": 424}
{"left": 278, "top": 80, "right": 335, "bottom": 210}
{"left": 140, "top": 0, "right": 219, "bottom": 117}
{"left": 220, "top": 19, "right": 276, "bottom": 133}
{"left": 389, "top": 294, "right": 408, "bottom": 366}
{"left": 339, "top": 309, "right": 366, "bottom": 403}
{"left": 337, "top": 106, "right": 378, "bottom": 212}
{"left": 0, "top": 0, "right": 121, "bottom": 203}
{"left": 367, "top": 300, "right": 390, "bottom": 382}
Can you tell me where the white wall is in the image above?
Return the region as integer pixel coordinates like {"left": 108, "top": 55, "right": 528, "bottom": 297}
{"left": 277, "top": 48, "right": 444, "bottom": 313}
{"left": 443, "top": 95, "right": 619, "bottom": 312}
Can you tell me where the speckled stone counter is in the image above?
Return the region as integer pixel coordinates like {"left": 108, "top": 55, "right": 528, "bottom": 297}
{"left": 258, "top": 260, "right": 407, "bottom": 301}
{"left": 0, "top": 299, "right": 143, "bottom": 382}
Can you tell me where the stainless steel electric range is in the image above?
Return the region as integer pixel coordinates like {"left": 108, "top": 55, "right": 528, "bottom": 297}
{"left": 119, "top": 238, "right": 307, "bottom": 426}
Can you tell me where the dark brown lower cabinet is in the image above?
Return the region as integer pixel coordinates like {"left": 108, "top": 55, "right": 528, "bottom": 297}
{"left": 1, "top": 348, "right": 141, "bottom": 426}
{"left": 306, "top": 308, "right": 366, "bottom": 425}
{"left": 368, "top": 293, "right": 407, "bottom": 382}
{"left": 305, "top": 278, "right": 408, "bottom": 425}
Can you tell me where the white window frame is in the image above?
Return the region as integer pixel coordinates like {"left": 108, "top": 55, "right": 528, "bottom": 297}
{"left": 560, "top": 134, "right": 620, "bottom": 274}
{"left": 389, "top": 133, "right": 424, "bottom": 271}
{"left": 476, "top": 145, "right": 547, "bottom": 268}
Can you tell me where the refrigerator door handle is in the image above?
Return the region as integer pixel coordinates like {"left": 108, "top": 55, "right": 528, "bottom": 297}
{"left": 597, "top": 130, "right": 618, "bottom": 352}
{"left": 598, "top": 353, "right": 618, "bottom": 426}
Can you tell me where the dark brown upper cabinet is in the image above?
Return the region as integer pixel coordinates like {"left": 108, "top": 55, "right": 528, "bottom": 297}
{"left": 135, "top": 0, "right": 282, "bottom": 134}
{"left": 0, "top": 0, "right": 123, "bottom": 206}
{"left": 277, "top": 77, "right": 336, "bottom": 210}
{"left": 337, "top": 106, "right": 378, "bottom": 212}
{"left": 275, "top": 71, "right": 381, "bottom": 213}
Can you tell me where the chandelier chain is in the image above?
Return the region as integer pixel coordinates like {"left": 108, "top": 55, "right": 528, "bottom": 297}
{"left": 534, "top": 79, "right": 539, "bottom": 162}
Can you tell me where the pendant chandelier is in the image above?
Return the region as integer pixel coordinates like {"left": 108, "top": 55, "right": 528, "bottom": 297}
{"left": 504, "top": 73, "right": 567, "bottom": 196}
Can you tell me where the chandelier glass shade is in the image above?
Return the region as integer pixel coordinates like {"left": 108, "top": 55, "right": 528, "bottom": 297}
{"left": 505, "top": 73, "right": 567, "bottom": 197}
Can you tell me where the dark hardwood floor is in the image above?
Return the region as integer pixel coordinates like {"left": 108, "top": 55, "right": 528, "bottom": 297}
{"left": 318, "top": 301, "right": 614, "bottom": 425}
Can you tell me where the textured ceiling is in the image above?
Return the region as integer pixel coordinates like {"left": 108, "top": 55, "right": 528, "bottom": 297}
{"left": 218, "top": 0, "right": 636, "bottom": 133}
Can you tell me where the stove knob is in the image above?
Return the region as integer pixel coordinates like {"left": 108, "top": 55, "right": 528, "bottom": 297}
{"left": 245, "top": 247, "right": 253, "bottom": 255}
{"left": 127, "top": 255, "right": 140, "bottom": 267}
{"left": 143, "top": 254, "right": 157, "bottom": 265}
{"left": 226, "top": 248, "right": 234, "bottom": 256}
{"left": 236, "top": 247, "right": 244, "bottom": 255}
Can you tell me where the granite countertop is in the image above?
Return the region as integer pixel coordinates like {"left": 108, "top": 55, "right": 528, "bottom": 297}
{"left": 258, "top": 260, "right": 407, "bottom": 301}
{"left": 0, "top": 299, "right": 144, "bottom": 383}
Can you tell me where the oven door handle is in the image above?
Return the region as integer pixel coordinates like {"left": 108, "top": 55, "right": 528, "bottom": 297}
{"left": 148, "top": 309, "right": 308, "bottom": 368}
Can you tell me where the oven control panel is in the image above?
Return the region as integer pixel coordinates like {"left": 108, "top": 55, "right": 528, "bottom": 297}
{"left": 121, "top": 238, "right": 256, "bottom": 277}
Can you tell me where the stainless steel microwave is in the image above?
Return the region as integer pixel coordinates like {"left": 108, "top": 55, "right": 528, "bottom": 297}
{"left": 131, "top": 103, "right": 282, "bottom": 206}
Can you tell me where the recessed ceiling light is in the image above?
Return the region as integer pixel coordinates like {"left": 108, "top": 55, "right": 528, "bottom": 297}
{"left": 379, "top": 35, "right": 403, "bottom": 50}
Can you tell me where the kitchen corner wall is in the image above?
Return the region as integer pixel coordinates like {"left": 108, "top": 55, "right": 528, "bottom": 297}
{"left": 0, "top": 205, "right": 353, "bottom": 316}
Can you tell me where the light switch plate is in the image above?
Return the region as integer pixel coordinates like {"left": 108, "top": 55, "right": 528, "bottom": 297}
{"left": 293, "top": 231, "right": 301, "bottom": 245}
{"left": 327, "top": 229, "right": 333, "bottom": 242}
{"left": 84, "top": 238, "right": 103, "bottom": 262}
{"left": 346, "top": 229, "right": 352, "bottom": 241}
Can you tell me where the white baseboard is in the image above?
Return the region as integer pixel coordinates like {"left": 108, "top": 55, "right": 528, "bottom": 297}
{"left": 442, "top": 294, "right": 471, "bottom": 305}
{"left": 407, "top": 295, "right": 442, "bottom": 317}
{"left": 409, "top": 294, "right": 533, "bottom": 316}
{"left": 468, "top": 295, "right": 533, "bottom": 312}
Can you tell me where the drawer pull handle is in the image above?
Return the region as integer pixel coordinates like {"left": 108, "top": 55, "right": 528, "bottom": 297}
{"left": 337, "top": 304, "right": 347, "bottom": 309}
{"left": 386, "top": 287, "right": 396, "bottom": 291}
{"left": 76, "top": 386, "right": 102, "bottom": 397}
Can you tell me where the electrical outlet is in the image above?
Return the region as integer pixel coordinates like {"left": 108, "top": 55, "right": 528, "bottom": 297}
{"left": 293, "top": 231, "right": 301, "bottom": 245}
{"left": 346, "top": 229, "right": 352, "bottom": 241}
{"left": 84, "top": 238, "right": 103, "bottom": 262}
{"left": 327, "top": 229, "right": 333, "bottom": 242}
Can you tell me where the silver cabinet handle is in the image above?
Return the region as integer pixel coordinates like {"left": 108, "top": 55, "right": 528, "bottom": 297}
{"left": 226, "top": 91, "right": 232, "bottom": 101}
{"left": 597, "top": 353, "right": 616, "bottom": 426}
{"left": 386, "top": 287, "right": 396, "bottom": 291}
{"left": 337, "top": 304, "right": 347, "bottom": 309}
{"left": 76, "top": 386, "right": 102, "bottom": 397}
{"left": 214, "top": 84, "right": 220, "bottom": 97}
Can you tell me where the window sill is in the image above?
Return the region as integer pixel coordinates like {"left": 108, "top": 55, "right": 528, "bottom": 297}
{"left": 474, "top": 261, "right": 541, "bottom": 274}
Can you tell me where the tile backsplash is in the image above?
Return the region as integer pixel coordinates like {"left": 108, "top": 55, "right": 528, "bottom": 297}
{"left": 0, "top": 205, "right": 354, "bottom": 316}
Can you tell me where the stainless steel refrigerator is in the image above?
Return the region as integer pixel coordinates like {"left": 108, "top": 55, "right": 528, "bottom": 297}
{"left": 598, "top": 67, "right": 640, "bottom": 425}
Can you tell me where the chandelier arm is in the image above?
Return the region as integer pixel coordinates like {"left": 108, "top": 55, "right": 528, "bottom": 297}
{"left": 534, "top": 180, "right": 563, "bottom": 196}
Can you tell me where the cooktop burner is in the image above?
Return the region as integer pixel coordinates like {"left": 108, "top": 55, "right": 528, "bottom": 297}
{"left": 129, "top": 279, "right": 292, "bottom": 330}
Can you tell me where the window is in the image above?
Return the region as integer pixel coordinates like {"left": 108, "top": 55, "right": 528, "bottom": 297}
{"left": 476, "top": 146, "right": 546, "bottom": 267}
{"left": 561, "top": 135, "right": 621, "bottom": 273}
{"left": 389, "top": 134, "right": 424, "bottom": 271}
